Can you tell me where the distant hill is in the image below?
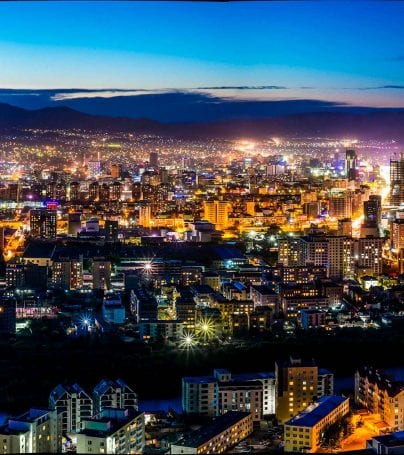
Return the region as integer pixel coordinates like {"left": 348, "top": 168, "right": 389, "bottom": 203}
{"left": 0, "top": 102, "right": 165, "bottom": 134}
{"left": 0, "top": 102, "right": 403, "bottom": 141}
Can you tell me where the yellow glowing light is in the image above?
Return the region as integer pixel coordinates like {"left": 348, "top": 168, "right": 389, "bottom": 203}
{"left": 179, "top": 332, "right": 197, "bottom": 349}
{"left": 196, "top": 318, "right": 215, "bottom": 339}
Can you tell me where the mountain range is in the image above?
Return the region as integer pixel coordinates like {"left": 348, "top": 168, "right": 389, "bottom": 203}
{"left": 0, "top": 101, "right": 404, "bottom": 141}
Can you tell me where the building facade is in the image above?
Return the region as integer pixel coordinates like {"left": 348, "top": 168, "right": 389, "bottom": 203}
{"left": 284, "top": 395, "right": 350, "bottom": 453}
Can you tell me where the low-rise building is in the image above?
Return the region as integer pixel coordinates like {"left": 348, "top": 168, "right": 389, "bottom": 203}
{"left": 367, "top": 430, "right": 404, "bottom": 454}
{"left": 300, "top": 308, "right": 327, "bottom": 329}
{"left": 249, "top": 285, "right": 278, "bottom": 312}
{"left": 170, "top": 411, "right": 253, "bottom": 454}
{"left": 284, "top": 395, "right": 350, "bottom": 453}
{"left": 102, "top": 292, "right": 125, "bottom": 324}
{"left": 138, "top": 320, "right": 184, "bottom": 342}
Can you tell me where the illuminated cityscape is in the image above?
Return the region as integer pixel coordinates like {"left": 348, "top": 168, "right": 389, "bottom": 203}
{"left": 0, "top": 1, "right": 404, "bottom": 454}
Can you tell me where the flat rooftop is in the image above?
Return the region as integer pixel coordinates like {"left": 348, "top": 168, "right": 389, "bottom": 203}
{"left": 173, "top": 411, "right": 251, "bottom": 448}
{"left": 285, "top": 395, "right": 348, "bottom": 428}
{"left": 372, "top": 430, "right": 404, "bottom": 447}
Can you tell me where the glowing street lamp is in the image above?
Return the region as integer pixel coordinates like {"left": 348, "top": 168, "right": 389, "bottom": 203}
{"left": 197, "top": 318, "right": 214, "bottom": 340}
{"left": 179, "top": 332, "right": 197, "bottom": 350}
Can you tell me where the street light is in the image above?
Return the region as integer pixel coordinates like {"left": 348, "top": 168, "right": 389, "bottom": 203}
{"left": 180, "top": 332, "right": 196, "bottom": 349}
{"left": 197, "top": 318, "right": 214, "bottom": 340}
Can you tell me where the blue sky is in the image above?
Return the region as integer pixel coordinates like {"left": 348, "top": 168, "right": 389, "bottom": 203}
{"left": 0, "top": 1, "right": 403, "bottom": 109}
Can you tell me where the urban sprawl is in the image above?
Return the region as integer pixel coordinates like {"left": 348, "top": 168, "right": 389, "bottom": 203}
{"left": 0, "top": 131, "right": 403, "bottom": 454}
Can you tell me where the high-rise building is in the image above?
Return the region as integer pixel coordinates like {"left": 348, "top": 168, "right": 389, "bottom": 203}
{"left": 29, "top": 208, "right": 57, "bottom": 239}
{"left": 69, "top": 181, "right": 80, "bottom": 201}
{"left": 327, "top": 236, "right": 355, "bottom": 280}
{"left": 88, "top": 161, "right": 102, "bottom": 178}
{"left": 68, "top": 212, "right": 82, "bottom": 236}
{"left": 390, "top": 153, "right": 404, "bottom": 206}
{"left": 5, "top": 262, "right": 25, "bottom": 288}
{"left": 49, "top": 383, "right": 93, "bottom": 434}
{"left": 149, "top": 151, "right": 159, "bottom": 168}
{"left": 110, "top": 182, "right": 122, "bottom": 201}
{"left": 275, "top": 356, "right": 319, "bottom": 424}
{"left": 88, "top": 182, "right": 99, "bottom": 201}
{"left": 338, "top": 218, "right": 352, "bottom": 237}
{"left": 278, "top": 238, "right": 303, "bottom": 267}
{"left": 51, "top": 258, "right": 83, "bottom": 290}
{"left": 391, "top": 218, "right": 404, "bottom": 255}
{"left": 138, "top": 205, "right": 152, "bottom": 228}
{"left": 110, "top": 163, "right": 120, "bottom": 178}
{"left": 278, "top": 235, "right": 355, "bottom": 280}
{"left": 203, "top": 200, "right": 230, "bottom": 230}
{"left": 365, "top": 195, "right": 382, "bottom": 225}
{"left": 345, "top": 149, "right": 357, "bottom": 181}
{"left": 93, "top": 379, "right": 138, "bottom": 415}
{"left": 328, "top": 193, "right": 352, "bottom": 219}
{"left": 99, "top": 183, "right": 110, "bottom": 201}
{"left": 92, "top": 259, "right": 111, "bottom": 290}
{"left": 355, "top": 237, "right": 384, "bottom": 276}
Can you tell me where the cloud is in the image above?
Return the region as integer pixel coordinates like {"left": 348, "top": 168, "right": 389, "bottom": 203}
{"left": 359, "top": 85, "right": 404, "bottom": 90}
{"left": 196, "top": 85, "right": 288, "bottom": 90}
{"left": 51, "top": 89, "right": 168, "bottom": 101}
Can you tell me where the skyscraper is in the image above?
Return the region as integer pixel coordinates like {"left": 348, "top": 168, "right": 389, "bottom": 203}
{"left": 29, "top": 208, "right": 57, "bottom": 239}
{"left": 149, "top": 151, "right": 159, "bottom": 168}
{"left": 345, "top": 149, "right": 357, "bottom": 181}
{"left": 110, "top": 163, "right": 120, "bottom": 178}
{"left": 390, "top": 153, "right": 404, "bottom": 206}
{"left": 364, "top": 195, "right": 382, "bottom": 225}
{"left": 88, "top": 160, "right": 101, "bottom": 178}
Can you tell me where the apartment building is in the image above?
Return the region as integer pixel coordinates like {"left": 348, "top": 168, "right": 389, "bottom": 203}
{"left": 48, "top": 383, "right": 93, "bottom": 434}
{"left": 76, "top": 408, "right": 144, "bottom": 454}
{"left": 284, "top": 395, "right": 350, "bottom": 452}
{"left": 170, "top": 411, "right": 253, "bottom": 454}
{"left": 182, "top": 368, "right": 275, "bottom": 420}
{"left": 275, "top": 356, "right": 319, "bottom": 424}
{"left": 0, "top": 408, "right": 60, "bottom": 454}
{"left": 355, "top": 367, "right": 404, "bottom": 431}
{"left": 93, "top": 379, "right": 138, "bottom": 415}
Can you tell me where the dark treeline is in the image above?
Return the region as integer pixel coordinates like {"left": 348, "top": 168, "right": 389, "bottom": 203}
{"left": 1, "top": 322, "right": 404, "bottom": 415}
